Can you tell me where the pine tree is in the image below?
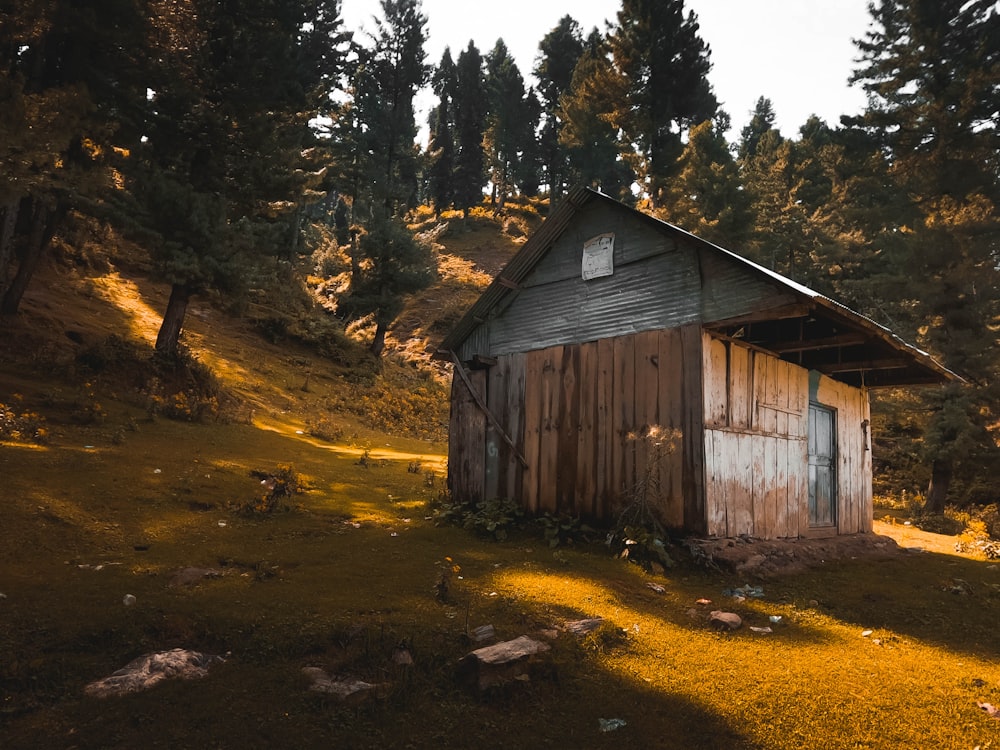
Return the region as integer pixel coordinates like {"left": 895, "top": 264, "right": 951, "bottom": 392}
{"left": 351, "top": 0, "right": 429, "bottom": 217}
{"left": 557, "top": 28, "right": 634, "bottom": 201}
{"left": 136, "top": 0, "right": 346, "bottom": 356}
{"left": 608, "top": 0, "right": 717, "bottom": 206}
{"left": 427, "top": 48, "right": 457, "bottom": 215}
{"left": 452, "top": 41, "right": 488, "bottom": 217}
{"left": 534, "top": 15, "right": 584, "bottom": 202}
{"left": 484, "top": 39, "right": 529, "bottom": 209}
{"left": 0, "top": 0, "right": 146, "bottom": 314}
{"left": 338, "top": 0, "right": 435, "bottom": 356}
{"left": 336, "top": 214, "right": 435, "bottom": 356}
{"left": 738, "top": 97, "right": 778, "bottom": 162}
{"left": 851, "top": 0, "right": 1000, "bottom": 509}
{"left": 515, "top": 88, "right": 543, "bottom": 198}
{"left": 661, "top": 116, "right": 751, "bottom": 247}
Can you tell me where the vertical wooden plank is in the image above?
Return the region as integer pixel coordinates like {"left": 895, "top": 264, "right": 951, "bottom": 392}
{"left": 634, "top": 330, "right": 660, "bottom": 510}
{"left": 763, "top": 354, "right": 779, "bottom": 435}
{"left": 731, "top": 432, "right": 752, "bottom": 536}
{"left": 521, "top": 349, "right": 543, "bottom": 514}
{"left": 596, "top": 336, "right": 615, "bottom": 520}
{"left": 762, "top": 435, "right": 778, "bottom": 538}
{"left": 576, "top": 342, "right": 598, "bottom": 519}
{"left": 774, "top": 358, "right": 789, "bottom": 437}
{"left": 447, "top": 369, "right": 487, "bottom": 505}
{"left": 679, "top": 324, "right": 706, "bottom": 534}
{"left": 556, "top": 344, "right": 580, "bottom": 515}
{"left": 775, "top": 435, "right": 790, "bottom": 537}
{"left": 503, "top": 353, "right": 526, "bottom": 503}
{"left": 484, "top": 362, "right": 504, "bottom": 503}
{"left": 703, "top": 430, "right": 724, "bottom": 536}
{"left": 538, "top": 346, "right": 563, "bottom": 515}
{"left": 729, "top": 343, "right": 751, "bottom": 430}
{"left": 703, "top": 335, "right": 728, "bottom": 428}
{"left": 789, "top": 365, "right": 808, "bottom": 537}
{"left": 659, "top": 328, "right": 685, "bottom": 527}
{"left": 613, "top": 334, "right": 636, "bottom": 505}
{"left": 751, "top": 351, "right": 763, "bottom": 431}
{"left": 844, "top": 388, "right": 860, "bottom": 534}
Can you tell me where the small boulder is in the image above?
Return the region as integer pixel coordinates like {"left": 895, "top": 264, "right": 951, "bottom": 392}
{"left": 709, "top": 610, "right": 742, "bottom": 631}
{"left": 303, "top": 667, "right": 381, "bottom": 705}
{"left": 458, "top": 635, "right": 551, "bottom": 692}
{"left": 564, "top": 617, "right": 604, "bottom": 636}
{"left": 85, "top": 649, "right": 224, "bottom": 698}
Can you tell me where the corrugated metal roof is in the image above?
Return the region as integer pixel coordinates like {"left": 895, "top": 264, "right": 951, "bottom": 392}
{"left": 436, "top": 187, "right": 959, "bottom": 387}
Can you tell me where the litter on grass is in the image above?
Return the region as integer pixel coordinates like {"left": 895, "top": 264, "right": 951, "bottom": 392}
{"left": 978, "top": 701, "right": 999, "bottom": 719}
{"left": 723, "top": 584, "right": 764, "bottom": 599}
{"left": 599, "top": 718, "right": 627, "bottom": 732}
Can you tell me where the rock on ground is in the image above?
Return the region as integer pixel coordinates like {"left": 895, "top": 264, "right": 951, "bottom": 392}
{"left": 85, "top": 649, "right": 224, "bottom": 698}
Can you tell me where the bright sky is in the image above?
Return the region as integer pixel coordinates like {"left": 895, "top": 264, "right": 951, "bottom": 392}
{"left": 339, "top": 0, "right": 873, "bottom": 141}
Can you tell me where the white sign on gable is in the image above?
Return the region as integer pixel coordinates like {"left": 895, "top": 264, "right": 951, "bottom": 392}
{"left": 582, "top": 233, "right": 615, "bottom": 280}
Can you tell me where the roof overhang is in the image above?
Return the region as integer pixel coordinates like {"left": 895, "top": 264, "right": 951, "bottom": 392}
{"left": 436, "top": 187, "right": 960, "bottom": 388}
{"left": 703, "top": 299, "right": 957, "bottom": 387}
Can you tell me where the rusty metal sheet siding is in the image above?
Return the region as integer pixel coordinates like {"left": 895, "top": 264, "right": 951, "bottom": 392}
{"left": 525, "top": 199, "right": 678, "bottom": 288}
{"left": 456, "top": 324, "right": 491, "bottom": 363}
{"left": 483, "top": 249, "right": 702, "bottom": 357}
{"left": 699, "top": 248, "right": 799, "bottom": 323}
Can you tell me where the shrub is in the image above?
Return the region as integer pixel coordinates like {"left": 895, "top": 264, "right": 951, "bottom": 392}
{"left": 236, "top": 464, "right": 302, "bottom": 514}
{"left": 433, "top": 497, "right": 524, "bottom": 541}
{"left": 0, "top": 396, "right": 48, "bottom": 444}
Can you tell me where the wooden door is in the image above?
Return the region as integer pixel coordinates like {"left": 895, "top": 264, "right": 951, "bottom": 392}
{"left": 808, "top": 404, "right": 836, "bottom": 527}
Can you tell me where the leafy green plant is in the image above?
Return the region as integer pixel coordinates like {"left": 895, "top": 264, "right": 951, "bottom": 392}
{"left": 953, "top": 503, "right": 1000, "bottom": 559}
{"left": 433, "top": 496, "right": 524, "bottom": 541}
{"left": 606, "top": 425, "right": 680, "bottom": 571}
{"left": 536, "top": 513, "right": 595, "bottom": 548}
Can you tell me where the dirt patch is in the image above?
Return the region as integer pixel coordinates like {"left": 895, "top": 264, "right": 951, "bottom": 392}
{"left": 690, "top": 530, "right": 911, "bottom": 578}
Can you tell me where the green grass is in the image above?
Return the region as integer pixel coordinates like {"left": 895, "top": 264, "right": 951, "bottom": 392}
{"left": 3, "top": 407, "right": 999, "bottom": 749}
{"left": 2, "top": 211, "right": 999, "bottom": 749}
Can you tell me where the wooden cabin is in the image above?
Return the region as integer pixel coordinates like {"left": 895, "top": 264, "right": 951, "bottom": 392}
{"left": 436, "top": 188, "right": 955, "bottom": 539}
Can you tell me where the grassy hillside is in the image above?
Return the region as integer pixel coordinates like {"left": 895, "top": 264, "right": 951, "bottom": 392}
{"left": 2, "top": 203, "right": 1000, "bottom": 749}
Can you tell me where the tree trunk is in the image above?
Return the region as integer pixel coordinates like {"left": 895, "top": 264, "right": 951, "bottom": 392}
{"left": 369, "top": 317, "right": 387, "bottom": 357}
{"left": 155, "top": 283, "right": 192, "bottom": 357}
{"left": 0, "top": 199, "right": 61, "bottom": 316}
{"left": 923, "top": 458, "right": 952, "bottom": 514}
{"left": 349, "top": 230, "right": 361, "bottom": 277}
{"left": 0, "top": 197, "right": 21, "bottom": 295}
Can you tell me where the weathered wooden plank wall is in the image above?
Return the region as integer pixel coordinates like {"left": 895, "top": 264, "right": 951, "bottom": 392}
{"left": 702, "top": 334, "right": 809, "bottom": 539}
{"left": 474, "top": 326, "right": 701, "bottom": 526}
{"left": 447, "top": 369, "right": 487, "bottom": 505}
{"left": 702, "top": 333, "right": 872, "bottom": 539}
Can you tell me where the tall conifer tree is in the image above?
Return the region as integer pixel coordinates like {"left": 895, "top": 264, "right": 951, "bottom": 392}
{"left": 852, "top": 0, "right": 1000, "bottom": 508}
{"left": 608, "top": 0, "right": 717, "bottom": 206}
{"left": 339, "top": 0, "right": 435, "bottom": 356}
{"left": 452, "top": 41, "right": 487, "bottom": 217}
{"left": 534, "top": 16, "right": 584, "bottom": 202}
{"left": 0, "top": 0, "right": 146, "bottom": 314}
{"left": 137, "top": 0, "right": 346, "bottom": 356}
{"left": 427, "top": 48, "right": 457, "bottom": 214}
{"left": 558, "top": 28, "right": 634, "bottom": 200}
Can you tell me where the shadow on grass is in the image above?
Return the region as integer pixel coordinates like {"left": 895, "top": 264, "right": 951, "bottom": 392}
{"left": 772, "top": 550, "right": 1000, "bottom": 660}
